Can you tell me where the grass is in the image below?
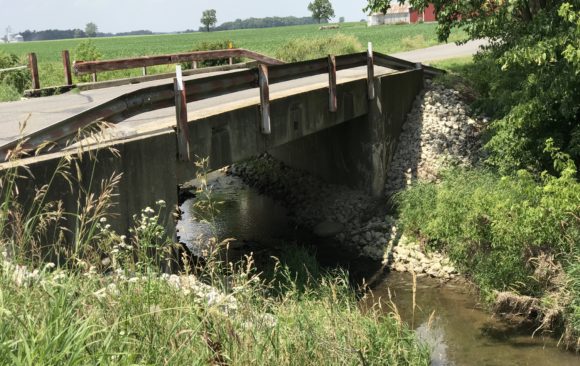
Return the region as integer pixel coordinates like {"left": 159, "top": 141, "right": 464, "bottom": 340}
{"left": 0, "top": 22, "right": 466, "bottom": 90}
{"left": 0, "top": 147, "right": 430, "bottom": 365}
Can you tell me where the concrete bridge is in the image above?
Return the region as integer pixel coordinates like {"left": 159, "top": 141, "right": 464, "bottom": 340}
{"left": 0, "top": 48, "right": 440, "bottom": 240}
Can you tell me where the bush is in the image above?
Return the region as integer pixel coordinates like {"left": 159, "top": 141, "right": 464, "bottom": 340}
{"left": 0, "top": 51, "right": 31, "bottom": 101}
{"left": 183, "top": 40, "right": 241, "bottom": 69}
{"left": 73, "top": 40, "right": 102, "bottom": 83}
{"left": 275, "top": 33, "right": 362, "bottom": 62}
{"left": 397, "top": 168, "right": 579, "bottom": 297}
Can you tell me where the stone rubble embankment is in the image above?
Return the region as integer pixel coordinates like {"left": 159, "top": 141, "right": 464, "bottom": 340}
{"left": 230, "top": 82, "right": 486, "bottom": 280}
{"left": 385, "top": 80, "right": 486, "bottom": 196}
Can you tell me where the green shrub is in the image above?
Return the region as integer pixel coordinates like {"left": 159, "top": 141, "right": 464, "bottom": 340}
{"left": 73, "top": 40, "right": 102, "bottom": 83}
{"left": 183, "top": 40, "right": 241, "bottom": 69}
{"left": 0, "top": 84, "right": 22, "bottom": 102}
{"left": 275, "top": 33, "right": 362, "bottom": 62}
{"left": 397, "top": 168, "right": 580, "bottom": 298}
{"left": 0, "top": 51, "right": 31, "bottom": 101}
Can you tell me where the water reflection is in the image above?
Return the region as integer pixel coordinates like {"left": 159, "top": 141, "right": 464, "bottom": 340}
{"left": 371, "top": 272, "right": 578, "bottom": 366}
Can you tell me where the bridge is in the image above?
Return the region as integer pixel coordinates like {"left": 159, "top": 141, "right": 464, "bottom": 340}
{"left": 0, "top": 42, "right": 479, "bottom": 240}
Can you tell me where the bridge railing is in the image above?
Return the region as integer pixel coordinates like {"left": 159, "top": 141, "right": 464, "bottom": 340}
{"left": 73, "top": 48, "right": 285, "bottom": 82}
{"left": 1, "top": 48, "right": 444, "bottom": 162}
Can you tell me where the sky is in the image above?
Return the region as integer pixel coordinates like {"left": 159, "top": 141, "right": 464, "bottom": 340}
{"left": 0, "top": 0, "right": 370, "bottom": 34}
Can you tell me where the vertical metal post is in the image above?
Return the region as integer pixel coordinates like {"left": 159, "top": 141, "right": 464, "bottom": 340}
{"left": 142, "top": 66, "right": 148, "bottom": 76}
{"left": 62, "top": 50, "right": 73, "bottom": 86}
{"left": 328, "top": 55, "right": 337, "bottom": 112}
{"left": 28, "top": 53, "right": 40, "bottom": 89}
{"left": 174, "top": 65, "right": 190, "bottom": 161}
{"left": 193, "top": 61, "right": 198, "bottom": 69}
{"left": 258, "top": 64, "right": 271, "bottom": 135}
{"left": 92, "top": 72, "right": 97, "bottom": 83}
{"left": 228, "top": 57, "right": 233, "bottom": 65}
{"left": 367, "top": 42, "right": 375, "bottom": 100}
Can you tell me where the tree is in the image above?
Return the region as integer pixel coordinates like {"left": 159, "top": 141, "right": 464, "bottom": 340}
{"left": 200, "top": 9, "right": 217, "bottom": 32}
{"left": 396, "top": 0, "right": 580, "bottom": 173}
{"left": 85, "top": 22, "right": 98, "bottom": 37}
{"left": 363, "top": 0, "right": 390, "bottom": 15}
{"left": 339, "top": 16, "right": 345, "bottom": 23}
{"left": 307, "top": 0, "right": 335, "bottom": 23}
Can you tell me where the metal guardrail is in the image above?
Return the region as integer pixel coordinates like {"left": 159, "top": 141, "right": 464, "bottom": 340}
{"left": 0, "top": 49, "right": 444, "bottom": 162}
{"left": 73, "top": 49, "right": 285, "bottom": 80}
{"left": 0, "top": 65, "right": 27, "bottom": 73}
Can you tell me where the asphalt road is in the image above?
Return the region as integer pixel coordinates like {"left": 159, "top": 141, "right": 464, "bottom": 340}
{"left": 0, "top": 40, "right": 486, "bottom": 148}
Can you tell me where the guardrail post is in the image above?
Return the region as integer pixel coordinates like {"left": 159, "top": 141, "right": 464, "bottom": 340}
{"left": 92, "top": 72, "right": 97, "bottom": 83}
{"left": 193, "top": 61, "right": 198, "bottom": 69}
{"left": 142, "top": 66, "right": 148, "bottom": 76}
{"left": 328, "top": 55, "right": 337, "bottom": 112}
{"left": 62, "top": 50, "right": 73, "bottom": 86}
{"left": 28, "top": 53, "right": 40, "bottom": 89}
{"left": 229, "top": 57, "right": 233, "bottom": 65}
{"left": 258, "top": 64, "right": 271, "bottom": 135}
{"left": 174, "top": 65, "right": 191, "bottom": 161}
{"left": 367, "top": 42, "right": 375, "bottom": 100}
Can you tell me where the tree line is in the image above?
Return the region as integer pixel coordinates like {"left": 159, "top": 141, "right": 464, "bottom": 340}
{"left": 213, "top": 16, "right": 321, "bottom": 32}
{"left": 15, "top": 29, "right": 154, "bottom": 42}
{"left": 200, "top": 0, "right": 337, "bottom": 32}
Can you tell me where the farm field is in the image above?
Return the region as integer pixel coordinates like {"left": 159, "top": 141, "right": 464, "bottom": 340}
{"left": 0, "top": 22, "right": 465, "bottom": 93}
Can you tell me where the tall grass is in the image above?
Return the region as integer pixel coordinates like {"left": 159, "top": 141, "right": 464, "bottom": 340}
{"left": 275, "top": 34, "right": 362, "bottom": 62}
{"left": 0, "top": 147, "right": 430, "bottom": 364}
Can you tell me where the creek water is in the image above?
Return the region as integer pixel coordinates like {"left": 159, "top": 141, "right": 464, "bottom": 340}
{"left": 177, "top": 172, "right": 578, "bottom": 366}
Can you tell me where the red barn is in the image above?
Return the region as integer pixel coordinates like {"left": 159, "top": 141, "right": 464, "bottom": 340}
{"left": 369, "top": 2, "right": 436, "bottom": 25}
{"left": 410, "top": 3, "right": 436, "bottom": 23}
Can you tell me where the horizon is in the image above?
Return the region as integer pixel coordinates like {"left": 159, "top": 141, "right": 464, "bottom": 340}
{"left": 0, "top": 0, "right": 370, "bottom": 34}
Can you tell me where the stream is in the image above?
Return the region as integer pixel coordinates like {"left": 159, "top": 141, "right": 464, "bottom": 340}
{"left": 177, "top": 172, "right": 578, "bottom": 366}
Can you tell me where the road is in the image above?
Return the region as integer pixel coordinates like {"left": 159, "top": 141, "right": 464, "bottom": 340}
{"left": 0, "top": 40, "right": 485, "bottom": 150}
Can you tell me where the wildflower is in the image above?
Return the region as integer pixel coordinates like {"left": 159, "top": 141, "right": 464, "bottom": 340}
{"left": 44, "top": 262, "right": 56, "bottom": 270}
{"left": 156, "top": 199, "right": 166, "bottom": 207}
{"left": 93, "top": 287, "right": 107, "bottom": 299}
{"left": 149, "top": 304, "right": 162, "bottom": 314}
{"left": 99, "top": 217, "right": 107, "bottom": 223}
{"left": 120, "top": 235, "right": 127, "bottom": 241}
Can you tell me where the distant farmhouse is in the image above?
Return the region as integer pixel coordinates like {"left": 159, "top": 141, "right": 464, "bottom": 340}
{"left": 2, "top": 33, "right": 24, "bottom": 43}
{"left": 368, "top": 2, "right": 436, "bottom": 26}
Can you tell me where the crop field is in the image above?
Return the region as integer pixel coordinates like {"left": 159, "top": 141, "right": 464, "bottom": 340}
{"left": 0, "top": 22, "right": 465, "bottom": 92}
